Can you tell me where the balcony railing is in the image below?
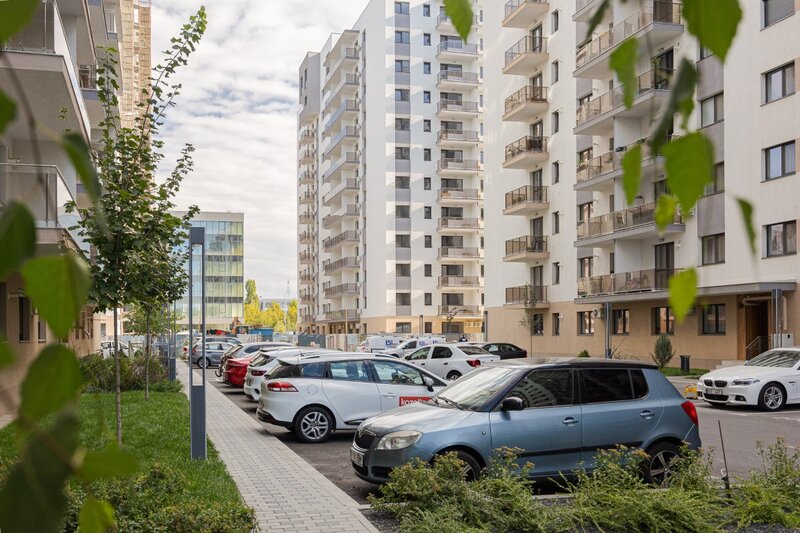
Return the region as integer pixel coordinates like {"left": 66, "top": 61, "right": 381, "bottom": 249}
{"left": 504, "top": 185, "right": 548, "bottom": 209}
{"left": 298, "top": 250, "right": 316, "bottom": 263}
{"left": 299, "top": 148, "right": 315, "bottom": 161}
{"left": 504, "top": 85, "right": 548, "bottom": 115}
{"left": 505, "top": 235, "right": 548, "bottom": 256}
{"left": 576, "top": 2, "right": 682, "bottom": 70}
{"left": 298, "top": 230, "right": 316, "bottom": 243}
{"left": 437, "top": 41, "right": 479, "bottom": 56}
{"left": 438, "top": 276, "right": 482, "bottom": 288}
{"left": 504, "top": 0, "right": 549, "bottom": 18}
{"left": 323, "top": 99, "right": 359, "bottom": 132}
{"left": 505, "top": 285, "right": 548, "bottom": 305}
{"left": 438, "top": 305, "right": 483, "bottom": 316}
{"left": 322, "top": 230, "right": 359, "bottom": 251}
{"left": 576, "top": 69, "right": 672, "bottom": 126}
{"left": 437, "top": 13, "right": 481, "bottom": 27}
{"left": 299, "top": 270, "right": 315, "bottom": 284}
{"left": 2, "top": 1, "right": 57, "bottom": 54}
{"left": 323, "top": 152, "right": 359, "bottom": 181}
{"left": 298, "top": 170, "right": 317, "bottom": 183}
{"left": 322, "top": 177, "right": 359, "bottom": 204}
{"left": 439, "top": 217, "right": 483, "bottom": 230}
{"left": 324, "top": 125, "right": 358, "bottom": 156}
{"left": 299, "top": 293, "right": 315, "bottom": 304}
{"left": 439, "top": 247, "right": 483, "bottom": 259}
{"left": 504, "top": 36, "right": 548, "bottom": 67}
{"left": 324, "top": 309, "right": 360, "bottom": 321}
{"left": 504, "top": 136, "right": 548, "bottom": 163}
{"left": 324, "top": 283, "right": 359, "bottom": 298}
{"left": 328, "top": 47, "right": 360, "bottom": 75}
{"left": 438, "top": 129, "right": 480, "bottom": 143}
{"left": 439, "top": 188, "right": 482, "bottom": 201}
{"left": 323, "top": 73, "right": 358, "bottom": 109}
{"left": 437, "top": 99, "right": 480, "bottom": 114}
{"left": 437, "top": 70, "right": 480, "bottom": 84}
{"left": 578, "top": 268, "right": 682, "bottom": 297}
{"left": 298, "top": 127, "right": 316, "bottom": 143}
{"left": 576, "top": 201, "right": 682, "bottom": 240}
{"left": 298, "top": 210, "right": 316, "bottom": 224}
{"left": 576, "top": 142, "right": 654, "bottom": 184}
{"left": 299, "top": 191, "right": 316, "bottom": 204}
{"left": 323, "top": 256, "right": 359, "bottom": 274}
{"left": 438, "top": 158, "right": 482, "bottom": 172}
{"left": 0, "top": 163, "right": 75, "bottom": 229}
{"left": 322, "top": 205, "right": 359, "bottom": 227}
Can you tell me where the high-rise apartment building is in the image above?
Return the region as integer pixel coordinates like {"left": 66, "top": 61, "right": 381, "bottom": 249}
{"left": 485, "top": 0, "right": 800, "bottom": 368}
{"left": 119, "top": 0, "right": 152, "bottom": 129}
{"left": 298, "top": 0, "right": 487, "bottom": 337}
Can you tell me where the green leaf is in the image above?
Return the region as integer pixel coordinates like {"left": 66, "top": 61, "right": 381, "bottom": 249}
{"left": 0, "top": 202, "right": 36, "bottom": 281}
{"left": 0, "top": 338, "right": 14, "bottom": 369}
{"left": 19, "top": 345, "right": 82, "bottom": 424}
{"left": 21, "top": 254, "right": 90, "bottom": 339}
{"left": 683, "top": 0, "right": 742, "bottom": 61}
{"left": 649, "top": 59, "right": 697, "bottom": 153}
{"left": 586, "top": 0, "right": 612, "bottom": 38}
{"left": 654, "top": 194, "right": 678, "bottom": 231}
{"left": 78, "top": 497, "right": 115, "bottom": 533}
{"left": 444, "top": 0, "right": 473, "bottom": 42}
{"left": 663, "top": 132, "right": 714, "bottom": 215}
{"left": 62, "top": 133, "right": 100, "bottom": 203}
{"left": 0, "top": 0, "right": 41, "bottom": 43}
{"left": 621, "top": 144, "right": 643, "bottom": 205}
{"left": 0, "top": 410, "right": 79, "bottom": 533}
{"left": 737, "top": 198, "right": 757, "bottom": 256}
{"left": 79, "top": 446, "right": 139, "bottom": 481}
{"left": 0, "top": 90, "right": 16, "bottom": 134}
{"left": 669, "top": 268, "right": 698, "bottom": 323}
{"left": 609, "top": 38, "right": 638, "bottom": 108}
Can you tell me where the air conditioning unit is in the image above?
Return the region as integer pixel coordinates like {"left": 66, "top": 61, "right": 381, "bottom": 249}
{"left": 592, "top": 307, "right": 605, "bottom": 319}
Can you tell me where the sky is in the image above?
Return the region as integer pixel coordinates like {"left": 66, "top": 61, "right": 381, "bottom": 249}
{"left": 150, "top": 0, "right": 368, "bottom": 299}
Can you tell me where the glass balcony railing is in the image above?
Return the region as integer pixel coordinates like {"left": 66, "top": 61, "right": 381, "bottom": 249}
{"left": 576, "top": 201, "right": 682, "bottom": 240}
{"left": 437, "top": 99, "right": 480, "bottom": 114}
{"left": 438, "top": 276, "right": 482, "bottom": 288}
{"left": 438, "top": 188, "right": 482, "bottom": 201}
{"left": 578, "top": 268, "right": 681, "bottom": 297}
{"left": 437, "top": 41, "right": 479, "bottom": 55}
{"left": 438, "top": 129, "right": 480, "bottom": 143}
{"left": 576, "top": 68, "right": 672, "bottom": 126}
{"left": 323, "top": 257, "right": 359, "bottom": 274}
{"left": 438, "top": 217, "right": 483, "bottom": 230}
{"left": 504, "top": 36, "right": 547, "bottom": 67}
{"left": 504, "top": 136, "right": 548, "bottom": 163}
{"left": 438, "top": 305, "right": 483, "bottom": 316}
{"left": 438, "top": 158, "right": 482, "bottom": 172}
{"left": 439, "top": 247, "right": 483, "bottom": 259}
{"left": 504, "top": 0, "right": 549, "bottom": 19}
{"left": 576, "top": 142, "right": 654, "bottom": 184}
{"left": 504, "top": 185, "right": 548, "bottom": 209}
{"left": 0, "top": 163, "right": 75, "bottom": 231}
{"left": 504, "top": 85, "right": 548, "bottom": 115}
{"left": 324, "top": 309, "right": 360, "bottom": 321}
{"left": 324, "top": 283, "right": 359, "bottom": 298}
{"left": 322, "top": 230, "right": 359, "bottom": 251}
{"left": 505, "top": 235, "right": 548, "bottom": 256}
{"left": 505, "top": 285, "right": 548, "bottom": 304}
{"left": 437, "top": 70, "right": 480, "bottom": 84}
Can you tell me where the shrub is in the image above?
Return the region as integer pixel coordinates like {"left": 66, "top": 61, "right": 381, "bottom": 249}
{"left": 650, "top": 333, "right": 676, "bottom": 369}
{"left": 733, "top": 440, "right": 800, "bottom": 528}
{"left": 577, "top": 349, "right": 590, "bottom": 358}
{"left": 80, "top": 354, "right": 168, "bottom": 392}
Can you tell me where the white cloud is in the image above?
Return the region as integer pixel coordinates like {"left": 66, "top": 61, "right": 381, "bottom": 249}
{"left": 151, "top": 0, "right": 367, "bottom": 298}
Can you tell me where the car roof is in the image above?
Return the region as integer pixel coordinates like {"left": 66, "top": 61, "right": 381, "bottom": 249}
{"left": 275, "top": 351, "right": 404, "bottom": 364}
{"left": 486, "top": 357, "right": 657, "bottom": 370}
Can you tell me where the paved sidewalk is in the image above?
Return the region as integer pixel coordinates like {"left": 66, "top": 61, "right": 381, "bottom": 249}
{"left": 177, "top": 363, "right": 377, "bottom": 533}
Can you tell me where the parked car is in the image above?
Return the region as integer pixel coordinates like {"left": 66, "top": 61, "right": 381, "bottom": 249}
{"left": 696, "top": 348, "right": 800, "bottom": 411}
{"left": 100, "top": 341, "right": 130, "bottom": 358}
{"left": 404, "top": 344, "right": 500, "bottom": 380}
{"left": 256, "top": 353, "right": 448, "bottom": 443}
{"left": 244, "top": 348, "right": 339, "bottom": 401}
{"left": 215, "top": 342, "right": 295, "bottom": 377}
{"left": 479, "top": 342, "right": 527, "bottom": 360}
{"left": 358, "top": 335, "right": 405, "bottom": 353}
{"left": 222, "top": 345, "right": 297, "bottom": 387}
{"left": 382, "top": 337, "right": 447, "bottom": 357}
{"left": 184, "top": 335, "right": 241, "bottom": 355}
{"left": 351, "top": 358, "right": 700, "bottom": 485}
{"left": 191, "top": 341, "right": 236, "bottom": 367}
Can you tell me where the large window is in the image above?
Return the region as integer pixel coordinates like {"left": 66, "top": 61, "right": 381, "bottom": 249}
{"left": 652, "top": 307, "right": 675, "bottom": 335}
{"left": 552, "top": 313, "right": 560, "bottom": 336}
{"left": 763, "top": 0, "right": 794, "bottom": 28}
{"left": 506, "top": 369, "right": 573, "bottom": 408}
{"left": 701, "top": 304, "right": 726, "bottom": 335}
{"left": 395, "top": 205, "right": 410, "bottom": 218}
{"left": 702, "top": 234, "right": 725, "bottom": 265}
{"left": 532, "top": 314, "right": 544, "bottom": 336}
{"left": 700, "top": 93, "right": 723, "bottom": 127}
{"left": 764, "top": 141, "right": 795, "bottom": 180}
{"left": 395, "top": 31, "right": 410, "bottom": 43}
{"left": 395, "top": 118, "right": 410, "bottom": 131}
{"left": 578, "top": 311, "right": 594, "bottom": 335}
{"left": 394, "top": 88, "right": 409, "bottom": 101}
{"left": 397, "top": 293, "right": 411, "bottom": 306}
{"left": 765, "top": 63, "right": 795, "bottom": 103}
{"left": 396, "top": 234, "right": 411, "bottom": 248}
{"left": 396, "top": 263, "right": 411, "bottom": 277}
{"left": 395, "top": 175, "right": 410, "bottom": 189}
{"left": 395, "top": 322, "right": 411, "bottom": 333}
{"left": 394, "top": 1, "right": 409, "bottom": 14}
{"left": 394, "top": 59, "right": 410, "bottom": 73}
{"left": 704, "top": 163, "right": 725, "bottom": 195}
{"left": 766, "top": 221, "right": 797, "bottom": 257}
{"left": 581, "top": 369, "right": 648, "bottom": 403}
{"left": 18, "top": 297, "right": 31, "bottom": 342}
{"left": 612, "top": 309, "right": 630, "bottom": 335}
{"left": 395, "top": 147, "right": 410, "bottom": 160}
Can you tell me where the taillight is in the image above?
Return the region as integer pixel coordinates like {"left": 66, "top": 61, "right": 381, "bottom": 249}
{"left": 522, "top": 350, "right": 528, "bottom": 357}
{"left": 267, "top": 382, "right": 298, "bottom": 392}
{"left": 681, "top": 401, "right": 699, "bottom": 426}
{"left": 251, "top": 370, "right": 266, "bottom": 376}
{"left": 466, "top": 359, "right": 481, "bottom": 368}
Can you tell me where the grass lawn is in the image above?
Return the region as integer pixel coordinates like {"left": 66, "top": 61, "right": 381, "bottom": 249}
{"left": 0, "top": 390, "right": 255, "bottom": 531}
{"left": 660, "top": 366, "right": 708, "bottom": 377}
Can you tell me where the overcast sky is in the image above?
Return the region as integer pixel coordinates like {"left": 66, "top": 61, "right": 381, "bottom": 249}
{"left": 151, "top": 1, "right": 368, "bottom": 298}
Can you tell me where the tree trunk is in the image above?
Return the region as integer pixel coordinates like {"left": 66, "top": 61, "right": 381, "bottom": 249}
{"left": 114, "top": 305, "right": 122, "bottom": 446}
{"left": 145, "top": 309, "right": 151, "bottom": 401}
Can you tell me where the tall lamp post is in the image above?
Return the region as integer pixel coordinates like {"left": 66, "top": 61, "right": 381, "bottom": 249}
{"left": 188, "top": 226, "right": 207, "bottom": 460}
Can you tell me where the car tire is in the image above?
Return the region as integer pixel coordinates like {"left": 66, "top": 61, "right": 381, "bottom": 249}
{"left": 294, "top": 406, "right": 334, "bottom": 443}
{"left": 642, "top": 441, "right": 681, "bottom": 487}
{"left": 446, "top": 370, "right": 462, "bottom": 381}
{"left": 435, "top": 450, "right": 481, "bottom": 481}
{"left": 757, "top": 382, "right": 786, "bottom": 412}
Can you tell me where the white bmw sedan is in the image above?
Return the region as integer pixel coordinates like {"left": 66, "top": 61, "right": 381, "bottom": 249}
{"left": 257, "top": 353, "right": 447, "bottom": 443}
{"left": 696, "top": 348, "right": 800, "bottom": 411}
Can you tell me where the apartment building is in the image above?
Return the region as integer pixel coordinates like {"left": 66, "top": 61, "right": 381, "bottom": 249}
{"left": 119, "top": 0, "right": 152, "bottom": 129}
{"left": 298, "top": 0, "right": 487, "bottom": 337}
{"left": 486, "top": 0, "right": 800, "bottom": 368}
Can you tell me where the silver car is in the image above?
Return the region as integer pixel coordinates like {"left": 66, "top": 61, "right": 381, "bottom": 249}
{"left": 351, "top": 358, "right": 700, "bottom": 485}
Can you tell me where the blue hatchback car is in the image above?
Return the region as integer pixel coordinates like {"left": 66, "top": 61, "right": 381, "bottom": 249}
{"left": 351, "top": 358, "right": 700, "bottom": 485}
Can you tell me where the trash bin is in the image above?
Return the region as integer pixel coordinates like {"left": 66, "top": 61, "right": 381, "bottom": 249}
{"left": 680, "top": 354, "right": 691, "bottom": 373}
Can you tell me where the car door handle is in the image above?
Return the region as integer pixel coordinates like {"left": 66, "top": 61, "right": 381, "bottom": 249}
{"left": 443, "top": 362, "right": 448, "bottom": 365}
{"left": 562, "top": 417, "right": 579, "bottom": 426}
{"left": 382, "top": 393, "right": 396, "bottom": 398}
{"left": 640, "top": 410, "right": 655, "bottom": 419}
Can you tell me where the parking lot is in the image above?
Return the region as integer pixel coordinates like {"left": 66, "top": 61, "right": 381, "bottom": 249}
{"left": 212, "top": 377, "right": 800, "bottom": 503}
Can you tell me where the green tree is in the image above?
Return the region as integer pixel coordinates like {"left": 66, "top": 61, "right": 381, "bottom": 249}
{"left": 245, "top": 279, "right": 259, "bottom": 306}
{"left": 287, "top": 299, "right": 298, "bottom": 332}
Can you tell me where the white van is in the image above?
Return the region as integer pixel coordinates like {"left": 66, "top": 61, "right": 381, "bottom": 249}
{"left": 383, "top": 336, "right": 446, "bottom": 357}
{"left": 358, "top": 335, "right": 406, "bottom": 353}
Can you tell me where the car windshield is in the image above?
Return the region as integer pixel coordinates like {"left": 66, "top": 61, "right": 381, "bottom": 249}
{"left": 459, "top": 346, "right": 489, "bottom": 355}
{"left": 436, "top": 367, "right": 520, "bottom": 410}
{"left": 745, "top": 350, "right": 800, "bottom": 368}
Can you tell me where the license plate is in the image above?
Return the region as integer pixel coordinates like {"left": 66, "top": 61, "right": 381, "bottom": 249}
{"left": 350, "top": 448, "right": 364, "bottom": 467}
{"left": 707, "top": 388, "right": 723, "bottom": 395}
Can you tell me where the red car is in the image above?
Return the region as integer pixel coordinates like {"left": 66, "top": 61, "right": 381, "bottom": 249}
{"left": 222, "top": 354, "right": 258, "bottom": 387}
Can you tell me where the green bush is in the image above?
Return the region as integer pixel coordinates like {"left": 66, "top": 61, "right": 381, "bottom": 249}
{"left": 79, "top": 354, "right": 168, "bottom": 392}
{"left": 650, "top": 333, "right": 676, "bottom": 369}
{"left": 577, "top": 349, "right": 590, "bottom": 358}
{"left": 733, "top": 440, "right": 800, "bottom": 528}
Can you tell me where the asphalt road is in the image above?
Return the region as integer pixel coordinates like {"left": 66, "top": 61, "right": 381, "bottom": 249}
{"left": 210, "top": 377, "right": 799, "bottom": 504}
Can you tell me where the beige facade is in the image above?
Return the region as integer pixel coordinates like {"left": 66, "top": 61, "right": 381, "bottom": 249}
{"left": 119, "top": 0, "right": 151, "bottom": 129}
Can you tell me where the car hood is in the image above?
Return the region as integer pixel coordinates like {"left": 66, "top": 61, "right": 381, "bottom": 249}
{"left": 700, "top": 365, "right": 786, "bottom": 381}
{"left": 361, "top": 401, "right": 478, "bottom": 436}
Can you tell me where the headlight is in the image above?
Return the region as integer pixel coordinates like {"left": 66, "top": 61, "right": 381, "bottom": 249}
{"left": 732, "top": 378, "right": 760, "bottom": 386}
{"left": 376, "top": 430, "right": 422, "bottom": 450}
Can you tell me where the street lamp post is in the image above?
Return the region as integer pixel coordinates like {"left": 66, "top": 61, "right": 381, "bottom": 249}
{"left": 188, "top": 226, "right": 207, "bottom": 460}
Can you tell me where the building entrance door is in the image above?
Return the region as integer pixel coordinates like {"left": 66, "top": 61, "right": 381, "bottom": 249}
{"left": 744, "top": 301, "right": 769, "bottom": 360}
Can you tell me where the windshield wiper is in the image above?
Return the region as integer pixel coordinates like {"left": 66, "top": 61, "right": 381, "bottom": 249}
{"left": 437, "top": 396, "right": 465, "bottom": 410}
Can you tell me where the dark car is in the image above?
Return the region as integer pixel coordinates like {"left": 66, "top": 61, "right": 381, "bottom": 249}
{"left": 480, "top": 342, "right": 527, "bottom": 359}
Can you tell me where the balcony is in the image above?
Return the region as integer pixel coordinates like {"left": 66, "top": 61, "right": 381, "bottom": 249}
{"left": 575, "top": 201, "right": 684, "bottom": 246}
{"left": 323, "top": 230, "right": 359, "bottom": 252}
{"left": 503, "top": 0, "right": 550, "bottom": 28}
{"left": 300, "top": 292, "right": 315, "bottom": 305}
{"left": 503, "top": 85, "right": 548, "bottom": 122}
{"left": 323, "top": 47, "right": 359, "bottom": 91}
{"left": 298, "top": 230, "right": 316, "bottom": 245}
{"left": 505, "top": 285, "right": 548, "bottom": 307}
{"left": 437, "top": 129, "right": 481, "bottom": 148}
{"left": 323, "top": 151, "right": 359, "bottom": 183}
{"left": 574, "top": 0, "right": 603, "bottom": 22}
{"left": 323, "top": 256, "right": 359, "bottom": 275}
{"left": 323, "top": 73, "right": 358, "bottom": 111}
{"left": 574, "top": 69, "right": 672, "bottom": 135}
{"left": 504, "top": 235, "right": 549, "bottom": 262}
{"left": 438, "top": 217, "right": 483, "bottom": 233}
{"left": 436, "top": 99, "right": 480, "bottom": 119}
{"left": 298, "top": 127, "right": 316, "bottom": 147}
{"left": 437, "top": 188, "right": 483, "bottom": 205}
{"left": 323, "top": 309, "right": 360, "bottom": 322}
{"left": 298, "top": 210, "right": 316, "bottom": 225}
{"left": 324, "top": 282, "right": 359, "bottom": 298}
{"left": 298, "top": 148, "right": 315, "bottom": 165}
{"left": 299, "top": 312, "right": 316, "bottom": 323}
{"left": 436, "top": 41, "right": 480, "bottom": 61}
{"left": 438, "top": 158, "right": 483, "bottom": 174}
{"left": 503, "top": 136, "right": 548, "bottom": 169}
{"left": 439, "top": 247, "right": 484, "bottom": 262}
{"left": 437, "top": 13, "right": 481, "bottom": 33}
{"left": 438, "top": 305, "right": 483, "bottom": 317}
{"left": 299, "top": 270, "right": 316, "bottom": 285}
{"left": 298, "top": 190, "right": 316, "bottom": 205}
{"left": 503, "top": 185, "right": 548, "bottom": 215}
{"left": 298, "top": 250, "right": 316, "bottom": 264}
{"left": 322, "top": 177, "right": 359, "bottom": 205}
{"left": 323, "top": 125, "right": 358, "bottom": 159}
{"left": 503, "top": 36, "right": 548, "bottom": 75}
{"left": 322, "top": 204, "right": 359, "bottom": 229}
{"left": 436, "top": 70, "right": 480, "bottom": 90}
{"left": 578, "top": 268, "right": 681, "bottom": 298}
{"left": 575, "top": 2, "right": 683, "bottom": 79}
{"left": 438, "top": 276, "right": 483, "bottom": 290}
{"left": 323, "top": 99, "right": 359, "bottom": 136}
{"left": 298, "top": 169, "right": 317, "bottom": 185}
{"left": 575, "top": 143, "right": 660, "bottom": 191}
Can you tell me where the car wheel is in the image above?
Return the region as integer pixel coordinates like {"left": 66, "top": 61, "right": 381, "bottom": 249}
{"left": 446, "top": 370, "right": 462, "bottom": 381}
{"left": 642, "top": 441, "right": 681, "bottom": 487}
{"left": 294, "top": 406, "right": 334, "bottom": 443}
{"left": 435, "top": 450, "right": 481, "bottom": 481}
{"left": 758, "top": 383, "right": 786, "bottom": 412}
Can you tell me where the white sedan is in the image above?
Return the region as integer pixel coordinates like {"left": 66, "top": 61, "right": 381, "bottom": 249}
{"left": 404, "top": 343, "right": 501, "bottom": 381}
{"left": 696, "top": 348, "right": 800, "bottom": 411}
{"left": 256, "top": 353, "right": 447, "bottom": 443}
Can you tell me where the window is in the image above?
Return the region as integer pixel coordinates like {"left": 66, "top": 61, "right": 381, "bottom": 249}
{"left": 423, "top": 148, "right": 431, "bottom": 161}
{"left": 423, "top": 91, "right": 431, "bottom": 103}
{"left": 612, "top": 309, "right": 630, "bottom": 335}
{"left": 766, "top": 221, "right": 797, "bottom": 256}
{"left": 652, "top": 307, "right": 675, "bottom": 335}
{"left": 704, "top": 163, "right": 725, "bottom": 195}
{"left": 18, "top": 297, "right": 30, "bottom": 342}
{"left": 395, "top": 118, "right": 410, "bottom": 131}
{"left": 394, "top": 88, "right": 409, "bottom": 101}
{"left": 532, "top": 314, "right": 544, "bottom": 336}
{"left": 396, "top": 205, "right": 410, "bottom": 218}
{"left": 552, "top": 211, "right": 560, "bottom": 234}
{"left": 395, "top": 147, "right": 410, "bottom": 160}
{"left": 551, "top": 10, "right": 559, "bottom": 32}
{"left": 765, "top": 63, "right": 795, "bottom": 102}
{"left": 699, "top": 46, "right": 713, "bottom": 59}
{"left": 764, "top": 141, "right": 795, "bottom": 180}
{"left": 329, "top": 361, "right": 370, "bottom": 382}
{"left": 423, "top": 119, "right": 431, "bottom": 132}
{"left": 373, "top": 360, "right": 425, "bottom": 385}
{"left": 702, "top": 234, "right": 725, "bottom": 265}
{"left": 424, "top": 177, "right": 431, "bottom": 190}
{"left": 395, "top": 176, "right": 410, "bottom": 189}
{"left": 551, "top": 162, "right": 559, "bottom": 184}
{"left": 551, "top": 111, "right": 559, "bottom": 134}
{"left": 578, "top": 257, "right": 593, "bottom": 278}
{"left": 578, "top": 311, "right": 594, "bottom": 335}
{"left": 551, "top": 60, "right": 559, "bottom": 83}
{"left": 424, "top": 206, "right": 432, "bottom": 219}
{"left": 424, "top": 264, "right": 432, "bottom": 277}
{"left": 422, "top": 3, "right": 430, "bottom": 16}
{"left": 552, "top": 262, "right": 560, "bottom": 284}
{"left": 396, "top": 234, "right": 411, "bottom": 248}
{"left": 700, "top": 93, "right": 724, "bottom": 127}
{"left": 397, "top": 263, "right": 411, "bottom": 276}
{"left": 396, "top": 322, "right": 411, "bottom": 333}
{"left": 552, "top": 313, "right": 560, "bottom": 336}
{"left": 424, "top": 322, "right": 433, "bottom": 333}
{"left": 37, "top": 316, "right": 46, "bottom": 342}
{"left": 506, "top": 369, "right": 573, "bottom": 408}
{"left": 394, "top": 1, "right": 409, "bottom": 14}
{"left": 395, "top": 59, "right": 410, "bottom": 72}
{"left": 407, "top": 347, "right": 430, "bottom": 361}
{"left": 397, "top": 293, "right": 411, "bottom": 306}
{"left": 431, "top": 346, "right": 453, "bottom": 359}
{"left": 581, "top": 369, "right": 648, "bottom": 403}
{"left": 424, "top": 293, "right": 432, "bottom": 305}
{"left": 424, "top": 235, "right": 432, "bottom": 248}
{"left": 701, "top": 304, "right": 726, "bottom": 335}
{"left": 423, "top": 33, "right": 431, "bottom": 46}
{"left": 395, "top": 31, "right": 410, "bottom": 44}
{"left": 763, "top": 0, "right": 794, "bottom": 28}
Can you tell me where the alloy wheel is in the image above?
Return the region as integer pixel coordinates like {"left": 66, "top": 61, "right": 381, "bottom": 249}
{"left": 763, "top": 386, "right": 783, "bottom": 410}
{"left": 300, "top": 411, "right": 329, "bottom": 441}
{"left": 649, "top": 450, "right": 678, "bottom": 487}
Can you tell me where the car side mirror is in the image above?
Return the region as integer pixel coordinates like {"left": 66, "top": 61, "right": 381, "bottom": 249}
{"left": 501, "top": 397, "right": 524, "bottom": 411}
{"left": 423, "top": 376, "right": 435, "bottom": 392}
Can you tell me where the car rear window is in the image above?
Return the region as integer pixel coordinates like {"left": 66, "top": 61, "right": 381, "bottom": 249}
{"left": 581, "top": 368, "right": 647, "bottom": 403}
{"left": 460, "top": 346, "right": 488, "bottom": 355}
